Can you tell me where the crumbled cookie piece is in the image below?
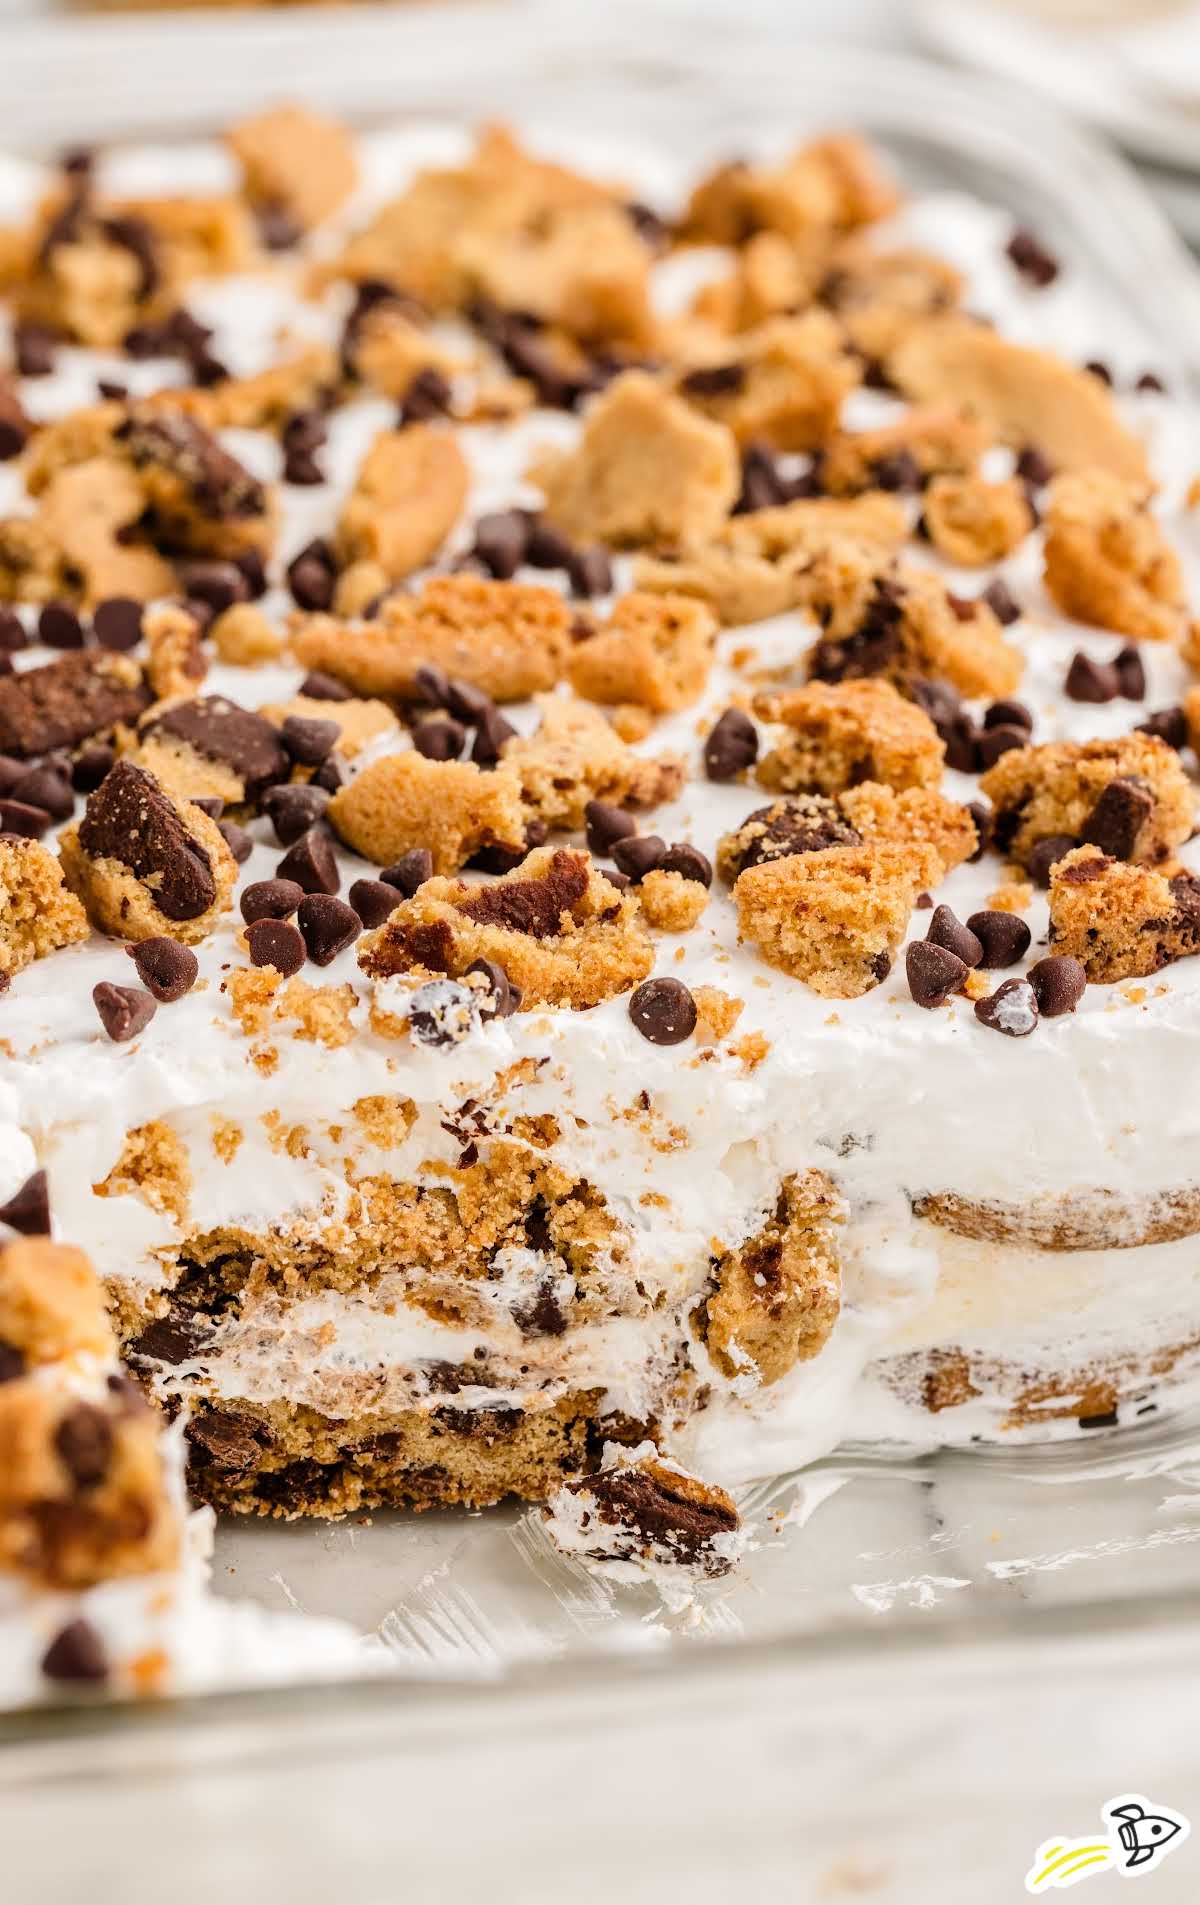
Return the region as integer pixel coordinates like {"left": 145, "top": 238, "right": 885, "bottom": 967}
{"left": 889, "top": 317, "right": 1151, "bottom": 484}
{"left": 328, "top": 750, "right": 527, "bottom": 874}
{"left": 802, "top": 550, "right": 1023, "bottom": 699}
{"left": 60, "top": 759, "right": 237, "bottom": 943}
{"left": 1042, "top": 470, "right": 1185, "bottom": 643}
{"left": 718, "top": 782, "right": 974, "bottom": 887}
{"left": 349, "top": 305, "right": 462, "bottom": 400}
{"left": 568, "top": 591, "right": 717, "bottom": 713}
{"left": 0, "top": 1379, "right": 179, "bottom": 1589}
{"left": 638, "top": 868, "right": 709, "bottom": 931}
{"left": 979, "top": 733, "right": 1193, "bottom": 871}
{"left": 13, "top": 186, "right": 161, "bottom": 348}
{"left": 143, "top": 602, "right": 207, "bottom": 700}
{"left": 702, "top": 1171, "right": 842, "bottom": 1384}
{"left": 689, "top": 230, "right": 828, "bottom": 334}
{"left": 717, "top": 793, "right": 863, "bottom": 884}
{"left": 133, "top": 694, "right": 289, "bottom": 807}
{"left": 0, "top": 835, "right": 89, "bottom": 978}
{"left": 921, "top": 472, "right": 1033, "bottom": 567}
{"left": 292, "top": 574, "right": 573, "bottom": 704}
{"left": 734, "top": 839, "right": 941, "bottom": 995}
{"left": 459, "top": 200, "right": 654, "bottom": 347}
{"left": 820, "top": 243, "right": 964, "bottom": 365}
{"left": 211, "top": 602, "right": 286, "bottom": 667}
{"left": 224, "top": 964, "right": 357, "bottom": 1050}
{"left": 545, "top": 1445, "right": 743, "bottom": 1582}
{"left": 0, "top": 650, "right": 150, "bottom": 758}
{"left": 502, "top": 693, "right": 684, "bottom": 830}
{"left": 754, "top": 678, "right": 944, "bottom": 795}
{"left": 117, "top": 407, "right": 275, "bottom": 561}
{"left": 674, "top": 312, "right": 860, "bottom": 451}
{"left": 94, "top": 1121, "right": 191, "bottom": 1228}
{"left": 360, "top": 845, "right": 652, "bottom": 1009}
{"left": 1048, "top": 844, "right": 1200, "bottom": 982}
{"left": 682, "top": 133, "right": 899, "bottom": 246}
{"left": 187, "top": 345, "right": 339, "bottom": 435}
{"left": 0, "top": 1239, "right": 114, "bottom": 1369}
{"left": 336, "top": 426, "right": 468, "bottom": 581}
{"left": 817, "top": 405, "right": 986, "bottom": 497}
{"left": 259, "top": 692, "right": 398, "bottom": 762}
{"left": 9, "top": 454, "right": 174, "bottom": 606}
{"left": 535, "top": 372, "right": 739, "bottom": 547}
{"left": 227, "top": 103, "right": 359, "bottom": 230}
{"left": 692, "top": 986, "right": 744, "bottom": 1043}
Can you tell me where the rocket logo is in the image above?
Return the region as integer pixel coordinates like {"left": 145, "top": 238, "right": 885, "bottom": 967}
{"left": 1025, "top": 1794, "right": 1190, "bottom": 1891}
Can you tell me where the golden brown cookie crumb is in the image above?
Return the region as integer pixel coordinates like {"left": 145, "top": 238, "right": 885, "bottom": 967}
{"left": 691, "top": 986, "right": 745, "bottom": 1043}
{"left": 336, "top": 426, "right": 468, "bottom": 581}
{"left": 980, "top": 733, "right": 1193, "bottom": 871}
{"left": 837, "top": 782, "right": 978, "bottom": 880}
{"left": 568, "top": 591, "right": 717, "bottom": 712}
{"left": 734, "top": 839, "right": 940, "bottom": 996}
{"left": 93, "top": 1121, "right": 191, "bottom": 1228}
{"left": 360, "top": 845, "right": 652, "bottom": 1009}
{"left": 674, "top": 311, "right": 860, "bottom": 451}
{"left": 292, "top": 573, "right": 573, "bottom": 704}
{"left": 143, "top": 602, "right": 207, "bottom": 700}
{"left": 922, "top": 472, "right": 1033, "bottom": 567}
{"left": 328, "top": 750, "right": 527, "bottom": 874}
{"left": 536, "top": 371, "right": 739, "bottom": 547}
{"left": 0, "top": 835, "right": 89, "bottom": 977}
{"left": 638, "top": 869, "right": 709, "bottom": 931}
{"left": 818, "top": 405, "right": 985, "bottom": 496}
{"left": 0, "top": 1239, "right": 114, "bottom": 1368}
{"left": 1043, "top": 470, "right": 1185, "bottom": 643}
{"left": 682, "top": 133, "right": 898, "bottom": 247}
{"left": 1048, "top": 844, "right": 1200, "bottom": 982}
{"left": 755, "top": 678, "right": 944, "bottom": 795}
{"left": 212, "top": 602, "right": 285, "bottom": 667}
{"left": 502, "top": 693, "right": 684, "bottom": 830}
{"left": 702, "top": 1172, "right": 842, "bottom": 1384}
{"left": 227, "top": 102, "right": 359, "bottom": 229}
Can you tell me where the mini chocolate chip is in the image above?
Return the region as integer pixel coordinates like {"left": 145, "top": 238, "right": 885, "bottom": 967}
{"left": 906, "top": 940, "right": 968, "bottom": 1008}
{"left": 191, "top": 796, "right": 224, "bottom": 821}
{"left": 1080, "top": 776, "right": 1154, "bottom": 860}
{"left": 524, "top": 517, "right": 574, "bottom": 569}
{"left": 1015, "top": 445, "right": 1054, "bottom": 488}
{"left": 263, "top": 783, "right": 330, "bottom": 846}
{"left": 983, "top": 699, "right": 1033, "bottom": 735}
{"left": 92, "top": 597, "right": 144, "bottom": 651}
{"left": 312, "top": 757, "right": 344, "bottom": 794}
{"left": 297, "top": 892, "right": 361, "bottom": 966}
{"left": 981, "top": 578, "right": 1020, "bottom": 625}
{"left": 1137, "top": 706, "right": 1188, "bottom": 750}
{"left": 0, "top": 756, "right": 23, "bottom": 795}
{"left": 1064, "top": 652, "right": 1119, "bottom": 703}
{"left": 177, "top": 559, "right": 246, "bottom": 615}
{"left": 466, "top": 956, "right": 520, "bottom": 1018}
{"left": 0, "top": 1168, "right": 50, "bottom": 1236}
{"left": 93, "top": 981, "right": 156, "bottom": 1042}
{"left": 281, "top": 715, "right": 339, "bottom": 767}
{"left": 1028, "top": 954, "right": 1086, "bottom": 1017}
{"left": 55, "top": 1402, "right": 113, "bottom": 1487}
{"left": 256, "top": 202, "right": 303, "bottom": 251}
{"left": 241, "top": 878, "right": 303, "bottom": 924}
{"left": 38, "top": 601, "right": 87, "bottom": 650}
{"left": 0, "top": 798, "right": 52, "bottom": 838}
{"left": 398, "top": 366, "right": 453, "bottom": 425}
{"left": 276, "top": 826, "right": 340, "bottom": 895}
{"left": 283, "top": 449, "right": 325, "bottom": 486}
{"left": 218, "top": 819, "right": 253, "bottom": 865}
{"left": 15, "top": 321, "right": 58, "bottom": 378}
{"left": 871, "top": 448, "right": 922, "bottom": 493}
{"left": 704, "top": 707, "right": 758, "bottom": 781}
{"left": 471, "top": 705, "right": 517, "bottom": 767}
{"left": 966, "top": 909, "right": 1032, "bottom": 967}
{"left": 10, "top": 764, "right": 73, "bottom": 819}
{"left": 0, "top": 609, "right": 26, "bottom": 653}
{"left": 245, "top": 916, "right": 305, "bottom": 975}
{"left": 629, "top": 976, "right": 697, "bottom": 1045}
{"left": 1006, "top": 227, "right": 1058, "bottom": 287}
{"left": 613, "top": 834, "right": 666, "bottom": 882}
{"left": 1028, "top": 833, "right": 1078, "bottom": 887}
{"left": 659, "top": 842, "right": 713, "bottom": 887}
{"left": 584, "top": 799, "right": 637, "bottom": 856}
{"left": 567, "top": 545, "right": 614, "bottom": 598}
{"left": 1084, "top": 358, "right": 1112, "bottom": 385}
{"left": 471, "top": 509, "right": 529, "bottom": 580}
{"left": 41, "top": 1619, "right": 109, "bottom": 1685}
{"left": 1136, "top": 371, "right": 1166, "bottom": 393}
{"left": 125, "top": 936, "right": 198, "bottom": 1002}
{"left": 381, "top": 848, "right": 433, "bottom": 896}
{"left": 926, "top": 904, "right": 982, "bottom": 967}
{"left": 679, "top": 362, "right": 745, "bottom": 398}
{"left": 0, "top": 1342, "right": 23, "bottom": 1382}
{"left": 1113, "top": 644, "right": 1146, "bottom": 700}
{"left": 443, "top": 677, "right": 491, "bottom": 724}
{"left": 298, "top": 670, "right": 353, "bottom": 703}
{"left": 286, "top": 538, "right": 337, "bottom": 612}
{"left": 348, "top": 877, "right": 400, "bottom": 928}
{"left": 413, "top": 715, "right": 466, "bottom": 761}
{"left": 976, "top": 723, "right": 1028, "bottom": 769}
{"left": 71, "top": 743, "right": 116, "bottom": 792}
{"left": 943, "top": 715, "right": 982, "bottom": 774}
{"left": 97, "top": 379, "right": 128, "bottom": 402}
{"left": 974, "top": 976, "right": 1039, "bottom": 1036}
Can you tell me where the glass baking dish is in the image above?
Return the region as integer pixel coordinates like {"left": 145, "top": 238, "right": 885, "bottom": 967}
{"left": 4, "top": 2, "right": 1200, "bottom": 1774}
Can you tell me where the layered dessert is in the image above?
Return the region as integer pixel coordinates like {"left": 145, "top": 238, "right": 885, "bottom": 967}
{"left": 1, "top": 104, "right": 1199, "bottom": 1683}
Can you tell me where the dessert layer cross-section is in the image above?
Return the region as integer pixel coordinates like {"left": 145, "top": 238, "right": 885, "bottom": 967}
{"left": 1, "top": 105, "right": 1199, "bottom": 1558}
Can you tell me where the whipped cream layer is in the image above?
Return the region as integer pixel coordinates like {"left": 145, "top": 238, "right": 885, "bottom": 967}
{"left": 1, "top": 124, "right": 1198, "bottom": 1492}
